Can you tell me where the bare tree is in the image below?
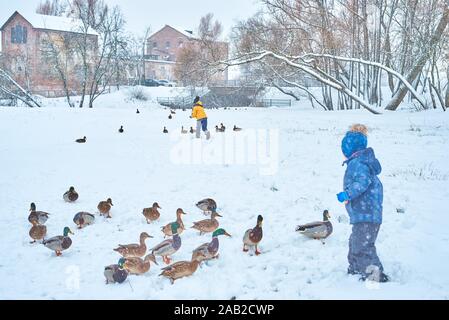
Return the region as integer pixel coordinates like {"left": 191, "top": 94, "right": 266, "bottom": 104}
{"left": 36, "top": 0, "right": 68, "bottom": 16}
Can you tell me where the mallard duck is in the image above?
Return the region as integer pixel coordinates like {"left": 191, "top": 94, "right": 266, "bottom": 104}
{"left": 152, "top": 222, "right": 182, "bottom": 265}
{"left": 215, "top": 125, "right": 225, "bottom": 132}
{"left": 233, "top": 125, "right": 242, "bottom": 132}
{"left": 220, "top": 123, "right": 226, "bottom": 131}
{"left": 43, "top": 227, "right": 74, "bottom": 256}
{"left": 142, "top": 202, "right": 161, "bottom": 223}
{"left": 181, "top": 126, "right": 188, "bottom": 134}
{"left": 63, "top": 186, "right": 79, "bottom": 202}
{"left": 192, "top": 228, "right": 231, "bottom": 262}
{"left": 97, "top": 198, "right": 113, "bottom": 218}
{"left": 192, "top": 211, "right": 222, "bottom": 235}
{"left": 190, "top": 127, "right": 196, "bottom": 134}
{"left": 104, "top": 258, "right": 128, "bottom": 284}
{"left": 163, "top": 127, "right": 168, "bottom": 133}
{"left": 29, "top": 220, "right": 47, "bottom": 243}
{"left": 28, "top": 202, "right": 50, "bottom": 225}
{"left": 170, "top": 110, "right": 176, "bottom": 114}
{"left": 119, "top": 126, "right": 124, "bottom": 133}
{"left": 136, "top": 109, "right": 140, "bottom": 114}
{"left": 196, "top": 198, "right": 218, "bottom": 215}
{"left": 123, "top": 253, "right": 158, "bottom": 275}
{"left": 76, "top": 136, "right": 87, "bottom": 143}
{"left": 114, "top": 232, "right": 153, "bottom": 258}
{"left": 159, "top": 252, "right": 205, "bottom": 284}
{"left": 243, "top": 215, "right": 263, "bottom": 255}
{"left": 295, "top": 210, "right": 333, "bottom": 240}
{"left": 161, "top": 208, "right": 186, "bottom": 237}
{"left": 73, "top": 212, "right": 95, "bottom": 229}
{"left": 168, "top": 114, "right": 173, "bottom": 119}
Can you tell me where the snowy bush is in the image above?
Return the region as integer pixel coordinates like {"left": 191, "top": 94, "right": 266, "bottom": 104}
{"left": 126, "top": 86, "right": 149, "bottom": 102}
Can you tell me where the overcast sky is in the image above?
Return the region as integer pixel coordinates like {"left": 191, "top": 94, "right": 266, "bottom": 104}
{"left": 0, "top": 0, "right": 262, "bottom": 39}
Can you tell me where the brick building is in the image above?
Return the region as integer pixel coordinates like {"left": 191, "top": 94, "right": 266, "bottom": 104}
{"left": 0, "top": 11, "right": 98, "bottom": 97}
{"left": 145, "top": 25, "right": 228, "bottom": 83}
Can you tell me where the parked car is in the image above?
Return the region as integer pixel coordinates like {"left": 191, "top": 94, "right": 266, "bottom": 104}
{"left": 158, "top": 79, "right": 177, "bottom": 87}
{"left": 143, "top": 79, "right": 161, "bottom": 87}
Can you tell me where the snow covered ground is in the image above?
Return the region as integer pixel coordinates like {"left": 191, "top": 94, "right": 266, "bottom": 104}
{"left": 0, "top": 88, "right": 448, "bottom": 299}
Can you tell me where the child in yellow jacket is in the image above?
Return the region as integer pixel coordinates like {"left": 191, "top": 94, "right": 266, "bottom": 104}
{"left": 191, "top": 96, "right": 210, "bottom": 140}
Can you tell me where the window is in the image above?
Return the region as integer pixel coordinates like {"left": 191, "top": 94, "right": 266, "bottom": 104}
{"left": 152, "top": 41, "right": 158, "bottom": 48}
{"left": 165, "top": 41, "right": 170, "bottom": 49}
{"left": 178, "top": 41, "right": 183, "bottom": 48}
{"left": 11, "top": 24, "right": 27, "bottom": 44}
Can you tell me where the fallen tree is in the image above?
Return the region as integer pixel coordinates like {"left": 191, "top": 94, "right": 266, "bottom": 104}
{"left": 0, "top": 68, "right": 42, "bottom": 108}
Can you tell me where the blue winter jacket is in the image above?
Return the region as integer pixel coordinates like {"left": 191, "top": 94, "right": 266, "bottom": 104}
{"left": 343, "top": 147, "right": 383, "bottom": 224}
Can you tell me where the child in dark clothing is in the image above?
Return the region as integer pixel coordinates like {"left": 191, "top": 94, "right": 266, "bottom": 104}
{"left": 337, "top": 124, "right": 389, "bottom": 283}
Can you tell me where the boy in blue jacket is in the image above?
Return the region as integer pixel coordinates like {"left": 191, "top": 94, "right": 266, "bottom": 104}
{"left": 337, "top": 124, "right": 389, "bottom": 283}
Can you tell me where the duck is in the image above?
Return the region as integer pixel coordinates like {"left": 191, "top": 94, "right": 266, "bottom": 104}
{"left": 73, "top": 212, "right": 95, "bottom": 229}
{"left": 113, "top": 232, "right": 153, "bottom": 258}
{"left": 76, "top": 136, "right": 87, "bottom": 143}
{"left": 163, "top": 127, "right": 168, "bottom": 133}
{"left": 123, "top": 253, "right": 158, "bottom": 275}
{"left": 63, "top": 186, "right": 79, "bottom": 203}
{"left": 43, "top": 226, "right": 74, "bottom": 256}
{"left": 161, "top": 208, "right": 186, "bottom": 237}
{"left": 233, "top": 125, "right": 242, "bottom": 132}
{"left": 97, "top": 198, "right": 113, "bottom": 218}
{"left": 196, "top": 198, "right": 218, "bottom": 215}
{"left": 142, "top": 202, "right": 161, "bottom": 224}
{"left": 136, "top": 109, "right": 140, "bottom": 114}
{"left": 192, "top": 228, "right": 231, "bottom": 262}
{"left": 104, "top": 258, "right": 128, "bottom": 284}
{"left": 220, "top": 123, "right": 226, "bottom": 131}
{"left": 159, "top": 252, "right": 206, "bottom": 284}
{"left": 168, "top": 114, "right": 173, "bottom": 119}
{"left": 29, "top": 220, "right": 47, "bottom": 243}
{"left": 190, "top": 127, "right": 196, "bottom": 134}
{"left": 181, "top": 126, "right": 188, "bottom": 134}
{"left": 28, "top": 202, "right": 50, "bottom": 225}
{"left": 151, "top": 222, "right": 182, "bottom": 264}
{"left": 215, "top": 125, "right": 225, "bottom": 133}
{"left": 170, "top": 110, "right": 176, "bottom": 114}
{"left": 119, "top": 126, "right": 124, "bottom": 133}
{"left": 295, "top": 210, "right": 333, "bottom": 240}
{"left": 191, "top": 212, "right": 222, "bottom": 235}
{"left": 243, "top": 215, "right": 263, "bottom": 255}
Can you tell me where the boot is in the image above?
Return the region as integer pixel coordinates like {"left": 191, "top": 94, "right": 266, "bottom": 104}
{"left": 205, "top": 131, "right": 211, "bottom": 140}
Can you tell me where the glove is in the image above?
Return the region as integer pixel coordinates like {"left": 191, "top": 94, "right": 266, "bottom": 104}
{"left": 337, "top": 191, "right": 350, "bottom": 203}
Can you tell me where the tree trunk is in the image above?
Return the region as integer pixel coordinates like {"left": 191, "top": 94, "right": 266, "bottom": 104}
{"left": 446, "top": 65, "right": 449, "bottom": 110}
{"left": 385, "top": 6, "right": 449, "bottom": 111}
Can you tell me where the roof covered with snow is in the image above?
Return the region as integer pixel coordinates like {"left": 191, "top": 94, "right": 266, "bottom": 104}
{"left": 1, "top": 11, "right": 98, "bottom": 36}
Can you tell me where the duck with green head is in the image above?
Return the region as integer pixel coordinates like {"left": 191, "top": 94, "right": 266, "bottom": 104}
{"left": 28, "top": 202, "right": 50, "bottom": 225}
{"left": 151, "top": 222, "right": 181, "bottom": 265}
{"left": 104, "top": 258, "right": 128, "bottom": 284}
{"left": 192, "top": 228, "right": 231, "bottom": 262}
{"left": 43, "top": 227, "right": 74, "bottom": 256}
{"left": 295, "top": 210, "right": 333, "bottom": 240}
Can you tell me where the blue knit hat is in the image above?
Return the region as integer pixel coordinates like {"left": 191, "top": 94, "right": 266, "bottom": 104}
{"left": 341, "top": 131, "right": 367, "bottom": 158}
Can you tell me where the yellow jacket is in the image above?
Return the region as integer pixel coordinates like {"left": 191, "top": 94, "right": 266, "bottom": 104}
{"left": 191, "top": 101, "right": 207, "bottom": 120}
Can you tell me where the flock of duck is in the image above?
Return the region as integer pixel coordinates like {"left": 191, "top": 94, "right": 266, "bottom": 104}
{"left": 27, "top": 190, "right": 285, "bottom": 284}
{"left": 28, "top": 190, "right": 334, "bottom": 285}
{"left": 28, "top": 108, "right": 334, "bottom": 286}
{"left": 162, "top": 109, "right": 243, "bottom": 134}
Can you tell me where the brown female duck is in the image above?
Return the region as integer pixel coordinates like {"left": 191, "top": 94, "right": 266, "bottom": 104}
{"left": 98, "top": 198, "right": 113, "bottom": 218}
{"left": 113, "top": 232, "right": 153, "bottom": 258}
{"left": 29, "top": 220, "right": 47, "bottom": 243}
{"left": 192, "top": 211, "right": 222, "bottom": 235}
{"left": 159, "top": 252, "right": 205, "bottom": 284}
{"left": 142, "top": 202, "right": 161, "bottom": 223}
{"left": 123, "top": 253, "right": 158, "bottom": 275}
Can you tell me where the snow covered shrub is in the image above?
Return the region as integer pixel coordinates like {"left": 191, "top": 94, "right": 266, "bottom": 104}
{"left": 388, "top": 164, "right": 448, "bottom": 181}
{"left": 127, "top": 86, "right": 149, "bottom": 102}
